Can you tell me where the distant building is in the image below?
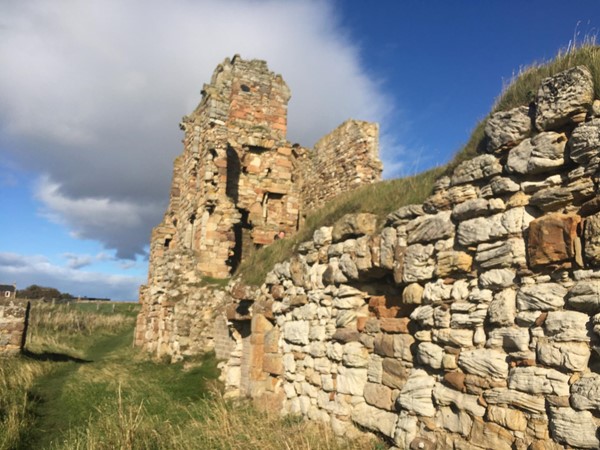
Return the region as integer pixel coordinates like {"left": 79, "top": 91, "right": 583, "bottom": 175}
{"left": 0, "top": 284, "right": 16, "bottom": 299}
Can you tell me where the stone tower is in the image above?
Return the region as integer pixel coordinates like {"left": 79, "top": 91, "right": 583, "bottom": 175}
{"left": 148, "top": 55, "right": 305, "bottom": 280}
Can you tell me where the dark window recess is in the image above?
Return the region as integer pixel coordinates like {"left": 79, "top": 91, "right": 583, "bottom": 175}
{"left": 209, "top": 148, "right": 218, "bottom": 159}
{"left": 226, "top": 146, "right": 240, "bottom": 202}
{"left": 247, "top": 145, "right": 268, "bottom": 153}
{"left": 164, "top": 238, "right": 172, "bottom": 249}
{"left": 228, "top": 209, "right": 252, "bottom": 273}
{"left": 240, "top": 84, "right": 250, "bottom": 92}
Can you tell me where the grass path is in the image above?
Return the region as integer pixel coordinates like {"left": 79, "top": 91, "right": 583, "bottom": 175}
{"left": 20, "top": 327, "right": 137, "bottom": 449}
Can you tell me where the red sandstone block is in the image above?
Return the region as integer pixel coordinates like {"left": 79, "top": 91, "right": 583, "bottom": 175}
{"left": 527, "top": 212, "right": 582, "bottom": 269}
{"left": 379, "top": 317, "right": 410, "bottom": 334}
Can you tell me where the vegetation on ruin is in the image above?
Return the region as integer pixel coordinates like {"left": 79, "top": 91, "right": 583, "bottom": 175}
{"left": 0, "top": 302, "right": 381, "bottom": 449}
{"left": 237, "top": 41, "right": 600, "bottom": 286}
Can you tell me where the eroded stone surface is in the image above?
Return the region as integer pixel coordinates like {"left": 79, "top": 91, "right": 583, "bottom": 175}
{"left": 535, "top": 65, "right": 594, "bottom": 130}
{"left": 485, "top": 105, "right": 532, "bottom": 153}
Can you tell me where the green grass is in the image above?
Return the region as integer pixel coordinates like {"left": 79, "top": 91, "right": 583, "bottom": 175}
{"left": 236, "top": 42, "right": 600, "bottom": 286}
{"left": 1, "top": 302, "right": 381, "bottom": 450}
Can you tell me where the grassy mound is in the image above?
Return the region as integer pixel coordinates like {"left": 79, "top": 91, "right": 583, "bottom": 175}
{"left": 236, "top": 42, "right": 600, "bottom": 286}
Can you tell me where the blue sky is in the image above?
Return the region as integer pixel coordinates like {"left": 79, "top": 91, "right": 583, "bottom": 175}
{"left": 1, "top": 0, "right": 600, "bottom": 300}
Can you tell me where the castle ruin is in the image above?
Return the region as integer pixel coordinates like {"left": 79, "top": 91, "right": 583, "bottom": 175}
{"left": 135, "top": 56, "right": 382, "bottom": 355}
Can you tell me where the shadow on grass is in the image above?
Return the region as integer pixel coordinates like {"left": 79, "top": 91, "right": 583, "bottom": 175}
{"left": 22, "top": 348, "right": 92, "bottom": 363}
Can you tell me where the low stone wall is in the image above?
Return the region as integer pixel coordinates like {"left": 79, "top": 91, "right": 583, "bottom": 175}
{"left": 221, "top": 66, "right": 600, "bottom": 449}
{"left": 0, "top": 298, "right": 29, "bottom": 356}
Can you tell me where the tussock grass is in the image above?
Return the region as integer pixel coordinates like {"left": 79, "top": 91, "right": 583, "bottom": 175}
{"left": 28, "top": 301, "right": 135, "bottom": 336}
{"left": 0, "top": 359, "right": 52, "bottom": 450}
{"left": 57, "top": 388, "right": 379, "bottom": 450}
{"left": 238, "top": 42, "right": 600, "bottom": 286}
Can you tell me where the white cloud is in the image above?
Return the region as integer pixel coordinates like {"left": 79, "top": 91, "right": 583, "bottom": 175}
{"left": 0, "top": 252, "right": 144, "bottom": 300}
{"left": 0, "top": 0, "right": 397, "bottom": 258}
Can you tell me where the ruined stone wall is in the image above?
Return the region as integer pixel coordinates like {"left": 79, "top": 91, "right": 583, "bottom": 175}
{"left": 136, "top": 56, "right": 382, "bottom": 357}
{"left": 0, "top": 298, "right": 29, "bottom": 356}
{"left": 221, "top": 66, "right": 600, "bottom": 449}
{"left": 301, "top": 120, "right": 382, "bottom": 212}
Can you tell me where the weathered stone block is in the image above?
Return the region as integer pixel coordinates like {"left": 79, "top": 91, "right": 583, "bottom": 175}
{"left": 402, "top": 243, "right": 435, "bottom": 283}
{"left": 332, "top": 213, "right": 377, "bottom": 242}
{"left": 379, "top": 317, "right": 410, "bottom": 334}
{"left": 570, "top": 117, "right": 600, "bottom": 166}
{"left": 584, "top": 211, "right": 600, "bottom": 267}
{"left": 516, "top": 283, "right": 566, "bottom": 311}
{"left": 396, "top": 369, "right": 436, "bottom": 417}
{"left": 536, "top": 339, "right": 590, "bottom": 372}
{"left": 451, "top": 154, "right": 503, "bottom": 186}
{"left": 382, "top": 357, "right": 408, "bottom": 389}
{"left": 351, "top": 402, "right": 398, "bottom": 438}
{"left": 406, "top": 211, "right": 454, "bottom": 244}
{"left": 282, "top": 320, "right": 309, "bottom": 345}
{"left": 571, "top": 372, "right": 600, "bottom": 411}
{"left": 485, "top": 105, "right": 532, "bottom": 153}
{"left": 508, "top": 366, "right": 569, "bottom": 396}
{"left": 458, "top": 349, "right": 508, "bottom": 379}
{"left": 363, "top": 382, "right": 393, "bottom": 410}
{"left": 536, "top": 66, "right": 594, "bottom": 131}
{"left": 567, "top": 280, "right": 600, "bottom": 313}
{"left": 336, "top": 366, "right": 367, "bottom": 395}
{"left": 485, "top": 405, "right": 527, "bottom": 432}
{"left": 548, "top": 406, "right": 600, "bottom": 449}
{"left": 527, "top": 212, "right": 582, "bottom": 269}
{"left": 263, "top": 354, "right": 283, "bottom": 375}
{"left": 469, "top": 417, "right": 514, "bottom": 450}
{"left": 506, "top": 131, "right": 567, "bottom": 175}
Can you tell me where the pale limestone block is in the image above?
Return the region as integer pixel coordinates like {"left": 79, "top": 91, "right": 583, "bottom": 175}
{"left": 351, "top": 402, "right": 398, "bottom": 438}
{"left": 396, "top": 369, "right": 436, "bottom": 417}
{"left": 486, "top": 327, "right": 530, "bottom": 353}
{"left": 536, "top": 339, "right": 590, "bottom": 372}
{"left": 544, "top": 310, "right": 590, "bottom": 342}
{"left": 458, "top": 348, "right": 508, "bottom": 379}
{"left": 548, "top": 406, "right": 600, "bottom": 449}
{"left": 336, "top": 366, "right": 367, "bottom": 396}
{"left": 342, "top": 341, "right": 369, "bottom": 368}
{"left": 488, "top": 288, "right": 517, "bottom": 326}
{"left": 433, "top": 383, "right": 485, "bottom": 417}
{"left": 516, "top": 283, "right": 566, "bottom": 311}
{"left": 417, "top": 342, "right": 444, "bottom": 369}
{"left": 508, "top": 366, "right": 570, "bottom": 396}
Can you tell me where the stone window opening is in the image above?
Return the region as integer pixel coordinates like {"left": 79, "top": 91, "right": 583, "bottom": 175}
{"left": 164, "top": 238, "right": 172, "bottom": 249}
{"left": 247, "top": 145, "right": 268, "bottom": 154}
{"left": 226, "top": 145, "right": 241, "bottom": 202}
{"left": 240, "top": 84, "right": 250, "bottom": 92}
{"left": 184, "top": 213, "right": 196, "bottom": 249}
{"left": 4, "top": 291, "right": 10, "bottom": 298}
{"left": 262, "top": 192, "right": 285, "bottom": 225}
{"left": 229, "top": 209, "right": 252, "bottom": 273}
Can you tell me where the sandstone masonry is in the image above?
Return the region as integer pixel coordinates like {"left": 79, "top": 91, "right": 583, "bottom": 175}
{"left": 135, "top": 56, "right": 381, "bottom": 356}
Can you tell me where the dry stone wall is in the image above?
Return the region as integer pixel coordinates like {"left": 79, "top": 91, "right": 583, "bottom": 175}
{"left": 0, "top": 298, "right": 29, "bottom": 356}
{"left": 221, "top": 66, "right": 600, "bottom": 449}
